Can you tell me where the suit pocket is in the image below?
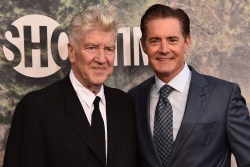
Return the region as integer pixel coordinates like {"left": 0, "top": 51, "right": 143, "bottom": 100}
{"left": 195, "top": 122, "right": 219, "bottom": 146}
{"left": 196, "top": 122, "right": 218, "bottom": 132}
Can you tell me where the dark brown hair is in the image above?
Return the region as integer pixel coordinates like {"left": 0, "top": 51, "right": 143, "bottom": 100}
{"left": 140, "top": 4, "right": 190, "bottom": 39}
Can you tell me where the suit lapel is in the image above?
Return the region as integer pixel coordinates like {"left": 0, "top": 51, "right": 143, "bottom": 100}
{"left": 140, "top": 77, "right": 164, "bottom": 165}
{"left": 104, "top": 86, "right": 119, "bottom": 165}
{"left": 61, "top": 75, "right": 106, "bottom": 166}
{"left": 168, "top": 66, "right": 212, "bottom": 164}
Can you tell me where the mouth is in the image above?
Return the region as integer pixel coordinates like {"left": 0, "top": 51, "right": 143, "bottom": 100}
{"left": 92, "top": 66, "right": 107, "bottom": 72}
{"left": 156, "top": 57, "right": 174, "bottom": 61}
{"left": 93, "top": 66, "right": 106, "bottom": 69}
{"left": 93, "top": 63, "right": 107, "bottom": 68}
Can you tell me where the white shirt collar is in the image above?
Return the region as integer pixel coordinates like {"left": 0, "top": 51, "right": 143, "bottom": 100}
{"left": 155, "top": 63, "right": 191, "bottom": 94}
{"left": 69, "top": 70, "right": 106, "bottom": 107}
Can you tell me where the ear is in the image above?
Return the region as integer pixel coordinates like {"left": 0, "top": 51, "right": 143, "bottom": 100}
{"left": 68, "top": 43, "right": 75, "bottom": 63}
{"left": 184, "top": 35, "right": 191, "bottom": 53}
{"left": 140, "top": 38, "right": 147, "bottom": 54}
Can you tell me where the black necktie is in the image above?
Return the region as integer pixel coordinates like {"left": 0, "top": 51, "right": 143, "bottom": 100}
{"left": 153, "top": 85, "right": 174, "bottom": 167}
{"left": 91, "top": 96, "right": 105, "bottom": 162}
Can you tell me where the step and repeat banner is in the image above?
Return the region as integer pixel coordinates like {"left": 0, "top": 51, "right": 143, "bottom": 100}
{"left": 1, "top": 0, "right": 250, "bottom": 166}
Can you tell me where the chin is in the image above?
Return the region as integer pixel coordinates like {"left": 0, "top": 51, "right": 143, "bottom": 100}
{"left": 155, "top": 67, "right": 172, "bottom": 73}
{"left": 92, "top": 77, "right": 108, "bottom": 85}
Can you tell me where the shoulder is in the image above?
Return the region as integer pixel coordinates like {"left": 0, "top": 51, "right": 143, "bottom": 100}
{"left": 190, "top": 65, "right": 238, "bottom": 89}
{"left": 13, "top": 77, "right": 70, "bottom": 121}
{"left": 20, "top": 78, "right": 64, "bottom": 105}
{"left": 204, "top": 75, "right": 242, "bottom": 100}
{"left": 202, "top": 74, "right": 238, "bottom": 89}
{"left": 189, "top": 66, "right": 242, "bottom": 101}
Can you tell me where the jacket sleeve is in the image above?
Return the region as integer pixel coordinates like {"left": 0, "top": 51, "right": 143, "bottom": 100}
{"left": 227, "top": 84, "right": 250, "bottom": 167}
{"left": 3, "top": 94, "right": 45, "bottom": 167}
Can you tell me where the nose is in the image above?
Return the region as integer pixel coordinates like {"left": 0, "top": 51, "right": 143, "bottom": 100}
{"left": 95, "top": 49, "right": 107, "bottom": 63}
{"left": 159, "top": 40, "right": 170, "bottom": 53}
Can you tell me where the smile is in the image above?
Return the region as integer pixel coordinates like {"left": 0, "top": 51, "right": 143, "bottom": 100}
{"left": 157, "top": 57, "right": 174, "bottom": 61}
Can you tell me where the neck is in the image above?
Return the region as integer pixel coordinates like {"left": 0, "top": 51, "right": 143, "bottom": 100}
{"left": 72, "top": 70, "right": 102, "bottom": 95}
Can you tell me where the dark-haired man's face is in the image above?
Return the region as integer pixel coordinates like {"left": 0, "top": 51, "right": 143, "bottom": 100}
{"left": 141, "top": 17, "right": 190, "bottom": 83}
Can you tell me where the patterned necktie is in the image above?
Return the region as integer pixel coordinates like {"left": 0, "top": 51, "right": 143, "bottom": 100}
{"left": 91, "top": 96, "right": 105, "bottom": 163}
{"left": 153, "top": 85, "right": 174, "bottom": 167}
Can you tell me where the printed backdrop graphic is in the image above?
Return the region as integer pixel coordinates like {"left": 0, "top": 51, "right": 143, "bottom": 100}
{"left": 1, "top": 0, "right": 250, "bottom": 166}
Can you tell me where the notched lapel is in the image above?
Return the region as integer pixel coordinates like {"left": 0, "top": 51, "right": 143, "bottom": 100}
{"left": 104, "top": 87, "right": 119, "bottom": 165}
{"left": 74, "top": 112, "right": 106, "bottom": 166}
{"left": 140, "top": 82, "right": 159, "bottom": 158}
{"left": 61, "top": 75, "right": 106, "bottom": 166}
{"left": 139, "top": 77, "right": 163, "bottom": 166}
{"left": 168, "top": 68, "right": 212, "bottom": 164}
{"left": 106, "top": 111, "right": 119, "bottom": 166}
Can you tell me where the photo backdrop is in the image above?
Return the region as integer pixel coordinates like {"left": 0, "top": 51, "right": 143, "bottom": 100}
{"left": 1, "top": 0, "right": 250, "bottom": 166}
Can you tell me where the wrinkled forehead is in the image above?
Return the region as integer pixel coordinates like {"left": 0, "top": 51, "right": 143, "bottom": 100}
{"left": 77, "top": 27, "right": 117, "bottom": 46}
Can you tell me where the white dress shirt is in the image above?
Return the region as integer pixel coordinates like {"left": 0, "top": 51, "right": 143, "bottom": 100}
{"left": 69, "top": 70, "right": 108, "bottom": 157}
{"left": 149, "top": 63, "right": 191, "bottom": 140}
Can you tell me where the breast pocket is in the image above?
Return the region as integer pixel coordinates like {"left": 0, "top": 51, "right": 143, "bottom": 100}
{"left": 195, "top": 122, "right": 219, "bottom": 145}
{"left": 196, "top": 122, "right": 218, "bottom": 132}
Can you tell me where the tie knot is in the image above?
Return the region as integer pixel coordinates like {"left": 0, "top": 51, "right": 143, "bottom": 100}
{"left": 93, "top": 96, "right": 101, "bottom": 108}
{"left": 159, "top": 85, "right": 174, "bottom": 98}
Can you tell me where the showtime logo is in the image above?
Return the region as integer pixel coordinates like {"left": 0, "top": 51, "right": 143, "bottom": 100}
{"left": 3, "top": 15, "right": 68, "bottom": 78}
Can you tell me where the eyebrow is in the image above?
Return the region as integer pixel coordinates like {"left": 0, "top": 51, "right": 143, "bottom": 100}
{"left": 148, "top": 37, "right": 160, "bottom": 40}
{"left": 148, "top": 36, "right": 179, "bottom": 40}
{"left": 84, "top": 43, "right": 116, "bottom": 48}
{"left": 167, "top": 35, "right": 179, "bottom": 39}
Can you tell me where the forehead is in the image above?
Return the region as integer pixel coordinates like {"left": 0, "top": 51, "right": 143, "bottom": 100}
{"left": 145, "top": 18, "right": 182, "bottom": 37}
{"left": 81, "top": 27, "right": 117, "bottom": 44}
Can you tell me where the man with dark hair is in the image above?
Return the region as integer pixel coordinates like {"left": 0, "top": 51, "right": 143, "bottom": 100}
{"left": 128, "top": 4, "right": 250, "bottom": 167}
{"left": 4, "top": 5, "right": 137, "bottom": 167}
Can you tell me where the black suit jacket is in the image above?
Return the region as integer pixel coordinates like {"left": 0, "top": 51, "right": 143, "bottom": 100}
{"left": 128, "top": 66, "right": 250, "bottom": 167}
{"left": 3, "top": 75, "right": 137, "bottom": 167}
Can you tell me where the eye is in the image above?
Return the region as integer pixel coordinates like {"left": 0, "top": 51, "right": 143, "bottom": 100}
{"left": 85, "top": 45, "right": 98, "bottom": 53}
{"left": 168, "top": 38, "right": 178, "bottom": 44}
{"left": 104, "top": 47, "right": 115, "bottom": 54}
{"left": 149, "top": 39, "right": 160, "bottom": 46}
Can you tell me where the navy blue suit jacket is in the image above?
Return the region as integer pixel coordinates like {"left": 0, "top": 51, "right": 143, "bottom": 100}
{"left": 128, "top": 66, "right": 250, "bottom": 167}
{"left": 4, "top": 75, "right": 137, "bottom": 167}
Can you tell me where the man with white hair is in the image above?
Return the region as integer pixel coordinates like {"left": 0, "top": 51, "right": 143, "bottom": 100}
{"left": 4, "top": 6, "right": 137, "bottom": 167}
